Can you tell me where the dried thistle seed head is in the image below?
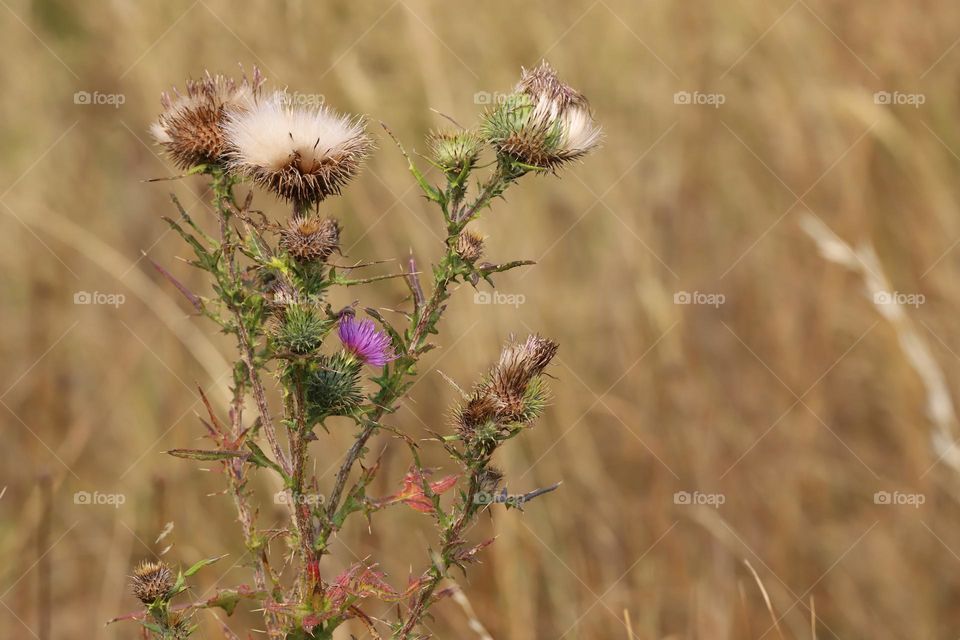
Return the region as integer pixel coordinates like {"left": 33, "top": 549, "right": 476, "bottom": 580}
{"left": 489, "top": 334, "right": 558, "bottom": 421}
{"left": 477, "top": 466, "right": 504, "bottom": 493}
{"left": 223, "top": 91, "right": 373, "bottom": 205}
{"left": 280, "top": 216, "right": 341, "bottom": 262}
{"left": 481, "top": 62, "right": 601, "bottom": 170}
{"left": 455, "top": 229, "right": 485, "bottom": 263}
{"left": 151, "top": 67, "right": 264, "bottom": 170}
{"left": 455, "top": 390, "right": 501, "bottom": 439}
{"left": 427, "top": 129, "right": 483, "bottom": 175}
{"left": 516, "top": 60, "right": 588, "bottom": 113}
{"left": 131, "top": 560, "right": 174, "bottom": 604}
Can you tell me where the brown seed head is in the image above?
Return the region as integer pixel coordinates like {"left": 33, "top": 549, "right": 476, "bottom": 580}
{"left": 131, "top": 560, "right": 174, "bottom": 604}
{"left": 280, "top": 216, "right": 341, "bottom": 262}
{"left": 516, "top": 61, "right": 588, "bottom": 112}
{"left": 455, "top": 229, "right": 485, "bottom": 263}
{"left": 151, "top": 67, "right": 264, "bottom": 170}
{"left": 477, "top": 466, "right": 505, "bottom": 493}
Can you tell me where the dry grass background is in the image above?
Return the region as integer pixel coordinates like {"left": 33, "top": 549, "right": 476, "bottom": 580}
{"left": 3, "top": 0, "right": 960, "bottom": 638}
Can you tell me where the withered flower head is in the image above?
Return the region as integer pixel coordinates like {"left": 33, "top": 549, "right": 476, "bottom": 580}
{"left": 280, "top": 215, "right": 341, "bottom": 262}
{"left": 151, "top": 67, "right": 264, "bottom": 169}
{"left": 489, "top": 334, "right": 558, "bottom": 421}
{"left": 477, "top": 466, "right": 504, "bottom": 493}
{"left": 455, "top": 334, "right": 558, "bottom": 444}
{"left": 223, "top": 91, "right": 373, "bottom": 206}
{"left": 455, "top": 229, "right": 485, "bottom": 263}
{"left": 427, "top": 129, "right": 483, "bottom": 175}
{"left": 131, "top": 560, "right": 174, "bottom": 604}
{"left": 482, "top": 61, "right": 601, "bottom": 170}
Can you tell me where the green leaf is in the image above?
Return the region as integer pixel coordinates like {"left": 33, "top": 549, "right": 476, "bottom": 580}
{"left": 245, "top": 442, "right": 287, "bottom": 479}
{"left": 166, "top": 448, "right": 249, "bottom": 462}
{"left": 184, "top": 553, "right": 228, "bottom": 577}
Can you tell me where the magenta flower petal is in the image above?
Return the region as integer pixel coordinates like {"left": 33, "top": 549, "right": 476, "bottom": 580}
{"left": 338, "top": 316, "right": 397, "bottom": 366}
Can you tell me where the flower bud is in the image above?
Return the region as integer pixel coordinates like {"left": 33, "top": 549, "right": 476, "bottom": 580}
{"left": 268, "top": 303, "right": 331, "bottom": 355}
{"left": 305, "top": 351, "right": 363, "bottom": 421}
{"left": 427, "top": 129, "right": 483, "bottom": 176}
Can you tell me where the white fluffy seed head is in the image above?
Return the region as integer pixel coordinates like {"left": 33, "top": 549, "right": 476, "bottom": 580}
{"left": 223, "top": 91, "right": 373, "bottom": 205}
{"left": 483, "top": 62, "right": 602, "bottom": 170}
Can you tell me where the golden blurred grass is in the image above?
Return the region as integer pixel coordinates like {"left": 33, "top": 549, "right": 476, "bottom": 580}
{"left": 3, "top": 0, "right": 960, "bottom": 637}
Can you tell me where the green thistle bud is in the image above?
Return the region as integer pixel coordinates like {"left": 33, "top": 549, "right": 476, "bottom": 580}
{"left": 427, "top": 129, "right": 483, "bottom": 176}
{"left": 305, "top": 351, "right": 363, "bottom": 421}
{"left": 269, "top": 304, "right": 331, "bottom": 355}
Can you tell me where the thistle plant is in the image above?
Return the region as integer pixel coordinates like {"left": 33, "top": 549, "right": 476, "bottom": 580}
{"left": 117, "top": 61, "right": 601, "bottom": 639}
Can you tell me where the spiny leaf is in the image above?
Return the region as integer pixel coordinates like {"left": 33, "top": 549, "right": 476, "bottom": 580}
{"left": 166, "top": 449, "right": 249, "bottom": 462}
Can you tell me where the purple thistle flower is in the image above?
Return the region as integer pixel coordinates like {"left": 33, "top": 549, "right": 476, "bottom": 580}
{"left": 338, "top": 315, "right": 397, "bottom": 367}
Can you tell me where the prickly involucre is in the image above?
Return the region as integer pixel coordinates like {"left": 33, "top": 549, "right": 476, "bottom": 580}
{"left": 280, "top": 216, "right": 341, "bottom": 262}
{"left": 223, "top": 90, "right": 373, "bottom": 206}
{"left": 456, "top": 334, "right": 558, "bottom": 448}
{"left": 131, "top": 560, "right": 174, "bottom": 604}
{"left": 482, "top": 61, "right": 602, "bottom": 170}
